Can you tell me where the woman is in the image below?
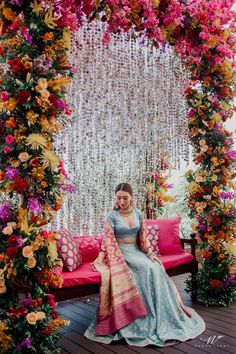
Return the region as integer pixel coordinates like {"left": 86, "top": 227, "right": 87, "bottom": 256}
{"left": 84, "top": 183, "right": 205, "bottom": 346}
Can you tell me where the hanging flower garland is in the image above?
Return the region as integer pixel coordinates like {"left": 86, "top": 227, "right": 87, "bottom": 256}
{"left": 0, "top": 0, "right": 235, "bottom": 352}
{"left": 139, "top": 157, "right": 175, "bottom": 218}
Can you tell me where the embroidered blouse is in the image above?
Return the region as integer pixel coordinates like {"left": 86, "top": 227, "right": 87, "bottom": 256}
{"left": 107, "top": 207, "right": 143, "bottom": 239}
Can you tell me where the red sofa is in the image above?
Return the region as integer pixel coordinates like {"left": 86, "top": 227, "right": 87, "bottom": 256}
{"left": 50, "top": 219, "right": 198, "bottom": 302}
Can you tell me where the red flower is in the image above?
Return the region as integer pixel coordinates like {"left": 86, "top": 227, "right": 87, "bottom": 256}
{"left": 43, "top": 326, "right": 53, "bottom": 336}
{"left": 211, "top": 217, "right": 222, "bottom": 227}
{"left": 32, "top": 298, "right": 42, "bottom": 307}
{"left": 203, "top": 185, "right": 211, "bottom": 194}
{"left": 17, "top": 90, "right": 31, "bottom": 104}
{"left": 6, "top": 246, "right": 18, "bottom": 258}
{"left": 47, "top": 294, "right": 56, "bottom": 308}
{"left": 50, "top": 310, "right": 58, "bottom": 319}
{"left": 13, "top": 176, "right": 29, "bottom": 193}
{"left": 8, "top": 58, "right": 25, "bottom": 74}
{"left": 195, "top": 192, "right": 203, "bottom": 199}
{"left": 29, "top": 157, "right": 40, "bottom": 167}
{"left": 8, "top": 306, "right": 27, "bottom": 318}
{"left": 0, "top": 44, "right": 4, "bottom": 56}
{"left": 210, "top": 279, "right": 221, "bottom": 288}
{"left": 7, "top": 234, "right": 17, "bottom": 244}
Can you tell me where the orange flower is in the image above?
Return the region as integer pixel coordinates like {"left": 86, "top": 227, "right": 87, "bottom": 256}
{"left": 202, "top": 249, "right": 211, "bottom": 260}
{"left": 22, "top": 245, "right": 33, "bottom": 258}
{"left": 43, "top": 32, "right": 53, "bottom": 41}
{"left": 27, "top": 257, "right": 36, "bottom": 268}
{"left": 18, "top": 152, "right": 30, "bottom": 162}
{"left": 0, "top": 170, "right": 4, "bottom": 181}
{"left": 41, "top": 180, "right": 47, "bottom": 188}
{"left": 218, "top": 253, "right": 225, "bottom": 260}
{"left": 5, "top": 117, "right": 15, "bottom": 128}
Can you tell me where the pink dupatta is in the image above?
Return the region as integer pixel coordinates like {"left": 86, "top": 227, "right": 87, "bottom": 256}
{"left": 94, "top": 216, "right": 191, "bottom": 335}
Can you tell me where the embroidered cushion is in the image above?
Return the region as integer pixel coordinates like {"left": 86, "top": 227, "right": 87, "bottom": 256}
{"left": 146, "top": 221, "right": 160, "bottom": 256}
{"left": 74, "top": 236, "right": 101, "bottom": 262}
{"left": 55, "top": 229, "right": 82, "bottom": 271}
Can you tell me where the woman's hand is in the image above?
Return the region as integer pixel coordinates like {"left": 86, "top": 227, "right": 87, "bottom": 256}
{"left": 148, "top": 253, "right": 162, "bottom": 264}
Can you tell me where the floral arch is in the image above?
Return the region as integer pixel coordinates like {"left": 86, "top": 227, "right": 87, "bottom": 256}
{"left": 0, "top": 0, "right": 235, "bottom": 352}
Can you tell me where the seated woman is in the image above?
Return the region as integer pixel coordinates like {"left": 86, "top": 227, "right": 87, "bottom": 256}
{"left": 84, "top": 183, "right": 205, "bottom": 347}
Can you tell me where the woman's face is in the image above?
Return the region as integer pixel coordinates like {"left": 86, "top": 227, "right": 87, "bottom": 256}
{"left": 116, "top": 190, "right": 132, "bottom": 211}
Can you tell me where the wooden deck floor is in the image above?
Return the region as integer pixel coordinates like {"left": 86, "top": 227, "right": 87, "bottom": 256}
{"left": 57, "top": 274, "right": 236, "bottom": 354}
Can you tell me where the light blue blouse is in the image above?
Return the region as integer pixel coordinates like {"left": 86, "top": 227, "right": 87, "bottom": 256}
{"left": 107, "top": 208, "right": 143, "bottom": 239}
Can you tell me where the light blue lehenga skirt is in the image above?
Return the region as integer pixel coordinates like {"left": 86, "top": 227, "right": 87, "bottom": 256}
{"left": 84, "top": 243, "right": 205, "bottom": 347}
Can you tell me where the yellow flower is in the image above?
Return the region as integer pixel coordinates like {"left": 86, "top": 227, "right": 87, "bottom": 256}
{"left": 188, "top": 181, "right": 200, "bottom": 193}
{"left": 41, "top": 150, "right": 60, "bottom": 170}
{"left": 26, "top": 110, "right": 39, "bottom": 124}
{"left": 30, "top": 0, "right": 42, "bottom": 16}
{"left": 26, "top": 133, "right": 49, "bottom": 150}
{"left": 4, "top": 98, "right": 17, "bottom": 110}
{"left": 62, "top": 28, "right": 71, "bottom": 49}
{"left": 48, "top": 240, "right": 59, "bottom": 263}
{"left": 211, "top": 174, "right": 218, "bottom": 182}
{"left": 207, "top": 36, "right": 217, "bottom": 48}
{"left": 2, "top": 7, "right": 16, "bottom": 21}
{"left": 31, "top": 167, "right": 45, "bottom": 181}
{"left": 211, "top": 112, "right": 222, "bottom": 123}
{"left": 44, "top": 7, "right": 59, "bottom": 29}
{"left": 35, "top": 78, "right": 48, "bottom": 92}
{"left": 27, "top": 257, "right": 36, "bottom": 268}
{"left": 22, "top": 246, "right": 34, "bottom": 259}
{"left": 26, "top": 312, "right": 38, "bottom": 325}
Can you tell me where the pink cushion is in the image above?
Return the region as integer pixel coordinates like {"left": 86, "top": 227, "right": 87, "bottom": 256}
{"left": 62, "top": 261, "right": 101, "bottom": 287}
{"left": 73, "top": 236, "right": 101, "bottom": 262}
{"left": 146, "top": 221, "right": 160, "bottom": 256}
{"left": 161, "top": 252, "right": 194, "bottom": 269}
{"left": 146, "top": 217, "right": 184, "bottom": 255}
{"left": 55, "top": 229, "right": 82, "bottom": 272}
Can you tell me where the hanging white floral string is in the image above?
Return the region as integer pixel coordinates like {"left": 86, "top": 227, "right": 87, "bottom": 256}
{"left": 53, "top": 19, "right": 190, "bottom": 235}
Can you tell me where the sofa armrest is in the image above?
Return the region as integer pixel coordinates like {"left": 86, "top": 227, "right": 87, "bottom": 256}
{"left": 180, "top": 233, "right": 197, "bottom": 258}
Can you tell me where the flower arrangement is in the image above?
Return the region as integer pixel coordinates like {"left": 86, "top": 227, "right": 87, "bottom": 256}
{"left": 0, "top": 0, "right": 235, "bottom": 352}
{"left": 140, "top": 157, "right": 175, "bottom": 218}
{"left": 0, "top": 0, "right": 77, "bottom": 352}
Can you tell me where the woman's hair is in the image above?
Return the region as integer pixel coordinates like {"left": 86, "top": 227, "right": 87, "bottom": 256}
{"left": 115, "top": 183, "right": 133, "bottom": 196}
{"left": 113, "top": 183, "right": 133, "bottom": 210}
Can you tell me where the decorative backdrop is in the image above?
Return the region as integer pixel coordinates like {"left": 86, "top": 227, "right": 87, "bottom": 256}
{"left": 53, "top": 19, "right": 189, "bottom": 234}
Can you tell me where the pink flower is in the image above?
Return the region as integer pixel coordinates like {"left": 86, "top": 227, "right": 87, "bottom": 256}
{"left": 4, "top": 146, "right": 12, "bottom": 154}
{"left": 0, "top": 91, "right": 10, "bottom": 102}
{"left": 5, "top": 135, "right": 14, "bottom": 144}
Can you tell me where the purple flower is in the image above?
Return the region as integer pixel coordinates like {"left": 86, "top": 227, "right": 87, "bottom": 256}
{"left": 59, "top": 183, "right": 76, "bottom": 193}
{"left": 220, "top": 191, "right": 234, "bottom": 200}
{"left": 15, "top": 235, "right": 24, "bottom": 248}
{"left": 33, "top": 54, "right": 52, "bottom": 74}
{"left": 28, "top": 197, "right": 43, "bottom": 215}
{"left": 16, "top": 336, "right": 32, "bottom": 350}
{"left": 22, "top": 294, "right": 32, "bottom": 307}
{"left": 5, "top": 166, "right": 19, "bottom": 180}
{"left": 223, "top": 275, "right": 236, "bottom": 288}
{"left": 228, "top": 150, "right": 236, "bottom": 159}
{"left": 199, "top": 224, "right": 206, "bottom": 232}
{"left": 9, "top": 0, "right": 23, "bottom": 4}
{"left": 0, "top": 202, "right": 12, "bottom": 223}
{"left": 21, "top": 26, "right": 33, "bottom": 45}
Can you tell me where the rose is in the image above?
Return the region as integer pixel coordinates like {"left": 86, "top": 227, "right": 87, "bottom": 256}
{"left": 5, "top": 135, "right": 14, "bottom": 144}
{"left": 27, "top": 257, "right": 36, "bottom": 268}
{"left": 43, "top": 326, "right": 53, "bottom": 336}
{"left": 26, "top": 312, "right": 38, "bottom": 325}
{"left": 36, "top": 311, "right": 46, "bottom": 320}
{"left": 18, "top": 152, "right": 30, "bottom": 162}
{"left": 0, "top": 91, "right": 10, "bottom": 102}
{"left": 22, "top": 246, "right": 34, "bottom": 258}
{"left": 2, "top": 225, "right": 13, "bottom": 235}
{"left": 4, "top": 146, "right": 12, "bottom": 154}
